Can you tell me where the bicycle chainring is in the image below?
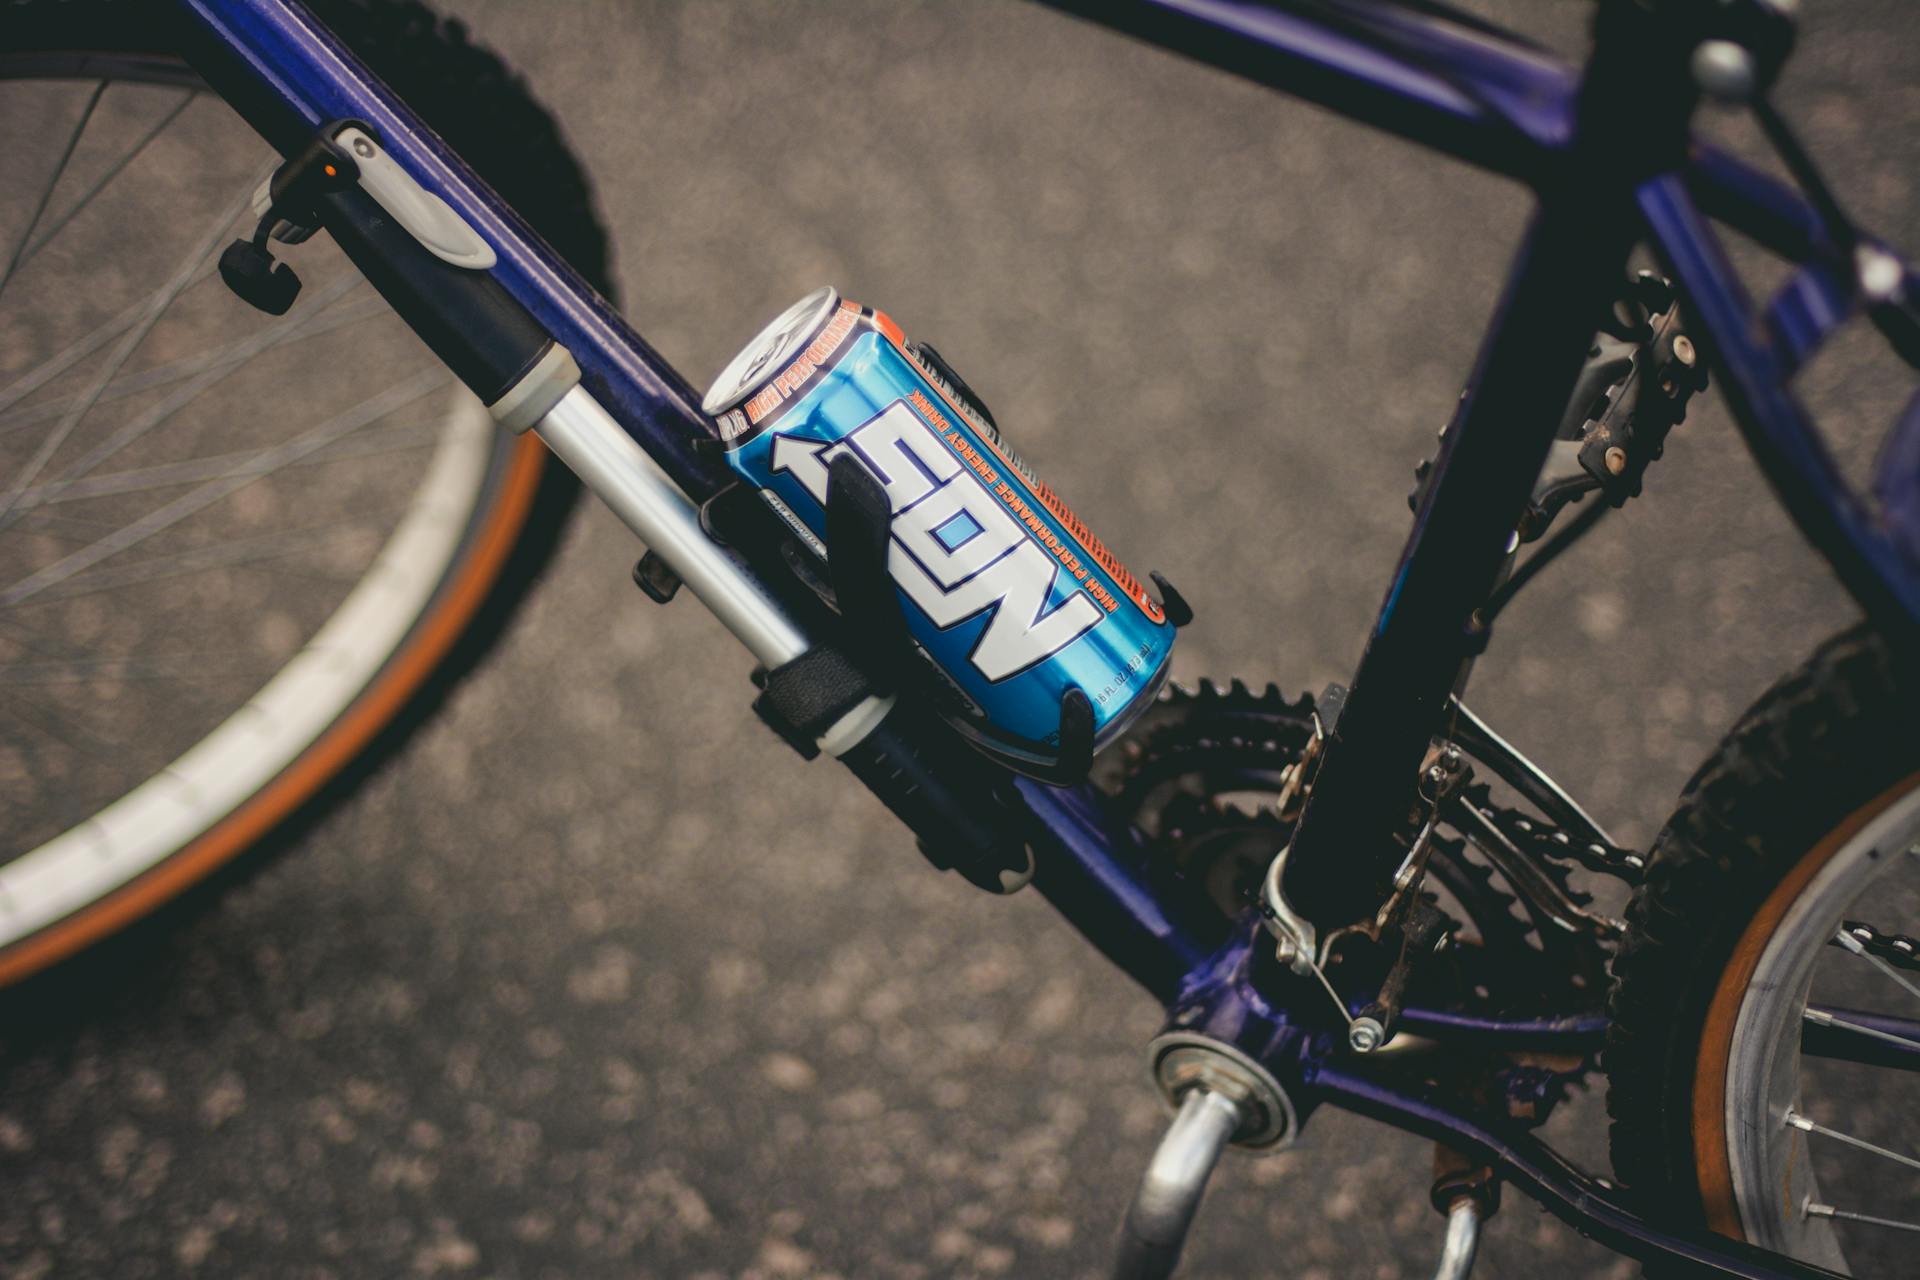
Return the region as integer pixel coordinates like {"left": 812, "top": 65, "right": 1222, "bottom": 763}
{"left": 1098, "top": 679, "right": 1594, "bottom": 1015}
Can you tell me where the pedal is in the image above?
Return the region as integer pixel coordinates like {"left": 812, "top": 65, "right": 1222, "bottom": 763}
{"left": 1429, "top": 1144, "right": 1497, "bottom": 1280}
{"left": 1431, "top": 1197, "right": 1483, "bottom": 1280}
{"left": 1114, "top": 1034, "right": 1297, "bottom": 1279}
{"left": 1114, "top": 1087, "right": 1244, "bottom": 1280}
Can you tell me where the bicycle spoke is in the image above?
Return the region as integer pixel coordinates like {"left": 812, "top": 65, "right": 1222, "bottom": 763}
{"left": 9, "top": 508, "right": 129, "bottom": 540}
{"left": 0, "top": 80, "right": 109, "bottom": 301}
{"left": 1835, "top": 920, "right": 1920, "bottom": 971}
{"left": 11, "top": 90, "right": 198, "bottom": 273}
{"left": 0, "top": 367, "right": 448, "bottom": 610}
{"left": 0, "top": 283, "right": 377, "bottom": 436}
{"left": 0, "top": 261, "right": 219, "bottom": 418}
{"left": 1835, "top": 928, "right": 1920, "bottom": 1009}
{"left": 14, "top": 512, "right": 387, "bottom": 607}
{"left": 5, "top": 688, "right": 121, "bottom": 760}
{"left": 1804, "top": 1204, "right": 1920, "bottom": 1235}
{"left": 1785, "top": 1110, "right": 1920, "bottom": 1174}
{"left": 0, "top": 651, "right": 272, "bottom": 687}
{"left": 0, "top": 171, "right": 264, "bottom": 525}
{"left": 16, "top": 415, "right": 438, "bottom": 510}
{"left": 0, "top": 616, "right": 71, "bottom": 661}
{"left": 1803, "top": 1006, "right": 1920, "bottom": 1068}
{"left": 0, "top": 711, "right": 66, "bottom": 796}
{"left": 0, "top": 274, "right": 373, "bottom": 528}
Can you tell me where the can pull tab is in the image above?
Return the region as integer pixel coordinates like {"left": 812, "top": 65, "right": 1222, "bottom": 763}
{"left": 1149, "top": 571, "right": 1194, "bottom": 628}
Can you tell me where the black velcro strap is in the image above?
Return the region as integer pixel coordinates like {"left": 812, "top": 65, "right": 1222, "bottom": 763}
{"left": 756, "top": 645, "right": 876, "bottom": 742}
{"left": 826, "top": 453, "right": 914, "bottom": 690}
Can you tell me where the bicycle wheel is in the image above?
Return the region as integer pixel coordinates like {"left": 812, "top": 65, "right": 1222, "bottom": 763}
{"left": 1606, "top": 625, "right": 1920, "bottom": 1276}
{"left": 0, "top": 0, "right": 611, "bottom": 986}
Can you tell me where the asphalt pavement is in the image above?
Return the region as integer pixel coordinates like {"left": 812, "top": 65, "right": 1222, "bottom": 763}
{"left": 6, "top": 2, "right": 1920, "bottom": 1277}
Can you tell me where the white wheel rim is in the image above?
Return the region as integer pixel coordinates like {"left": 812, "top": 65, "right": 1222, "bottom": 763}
{"left": 0, "top": 387, "right": 494, "bottom": 948}
{"left": 1724, "top": 781, "right": 1920, "bottom": 1274}
{"left": 0, "top": 71, "right": 510, "bottom": 956}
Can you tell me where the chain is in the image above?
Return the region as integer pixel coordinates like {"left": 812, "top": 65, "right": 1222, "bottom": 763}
{"left": 1465, "top": 818, "right": 1918, "bottom": 974}
{"left": 1838, "top": 919, "right": 1920, "bottom": 974}
{"left": 1470, "top": 785, "right": 1647, "bottom": 886}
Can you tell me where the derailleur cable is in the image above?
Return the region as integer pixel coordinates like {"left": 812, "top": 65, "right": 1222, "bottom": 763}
{"left": 1476, "top": 496, "right": 1608, "bottom": 628}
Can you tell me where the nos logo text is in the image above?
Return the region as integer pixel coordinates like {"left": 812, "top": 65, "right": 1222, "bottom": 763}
{"left": 769, "top": 400, "right": 1102, "bottom": 682}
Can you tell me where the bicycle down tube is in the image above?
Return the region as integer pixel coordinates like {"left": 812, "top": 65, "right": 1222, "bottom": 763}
{"left": 162, "top": 1, "right": 1904, "bottom": 1275}
{"left": 1275, "top": 0, "right": 1701, "bottom": 929}
{"left": 166, "top": 0, "right": 1229, "bottom": 1005}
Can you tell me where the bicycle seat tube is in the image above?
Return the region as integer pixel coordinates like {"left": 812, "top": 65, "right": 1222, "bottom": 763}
{"left": 1279, "top": 0, "right": 1708, "bottom": 930}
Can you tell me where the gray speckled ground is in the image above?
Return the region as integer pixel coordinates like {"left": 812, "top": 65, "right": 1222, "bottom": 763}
{"left": 6, "top": 2, "right": 1920, "bottom": 1277}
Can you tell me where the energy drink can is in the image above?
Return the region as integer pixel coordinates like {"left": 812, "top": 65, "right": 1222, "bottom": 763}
{"left": 702, "top": 287, "right": 1175, "bottom": 774}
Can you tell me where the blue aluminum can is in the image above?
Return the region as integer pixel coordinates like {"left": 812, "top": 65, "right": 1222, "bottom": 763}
{"left": 702, "top": 287, "right": 1176, "bottom": 774}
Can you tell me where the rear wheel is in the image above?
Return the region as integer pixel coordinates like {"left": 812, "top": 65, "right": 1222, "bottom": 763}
{"left": 1606, "top": 625, "right": 1920, "bottom": 1276}
{"left": 0, "top": 0, "right": 612, "bottom": 986}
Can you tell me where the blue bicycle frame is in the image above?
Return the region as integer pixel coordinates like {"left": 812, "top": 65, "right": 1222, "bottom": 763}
{"left": 164, "top": 1, "right": 1920, "bottom": 1275}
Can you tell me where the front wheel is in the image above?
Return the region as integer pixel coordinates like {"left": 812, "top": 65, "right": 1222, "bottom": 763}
{"left": 0, "top": 0, "right": 612, "bottom": 987}
{"left": 1606, "top": 625, "right": 1920, "bottom": 1276}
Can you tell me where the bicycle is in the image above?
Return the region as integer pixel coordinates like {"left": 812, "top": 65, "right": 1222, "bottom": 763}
{"left": 4, "top": 1, "right": 1919, "bottom": 1276}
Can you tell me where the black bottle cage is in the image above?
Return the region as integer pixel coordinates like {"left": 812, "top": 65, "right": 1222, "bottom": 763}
{"left": 686, "top": 382, "right": 1192, "bottom": 787}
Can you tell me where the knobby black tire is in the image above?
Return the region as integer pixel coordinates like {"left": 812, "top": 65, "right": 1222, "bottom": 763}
{"left": 0, "top": 0, "right": 612, "bottom": 1006}
{"left": 1604, "top": 623, "right": 1920, "bottom": 1245}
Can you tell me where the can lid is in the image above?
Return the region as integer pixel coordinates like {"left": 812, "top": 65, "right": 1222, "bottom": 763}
{"left": 701, "top": 286, "right": 842, "bottom": 417}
